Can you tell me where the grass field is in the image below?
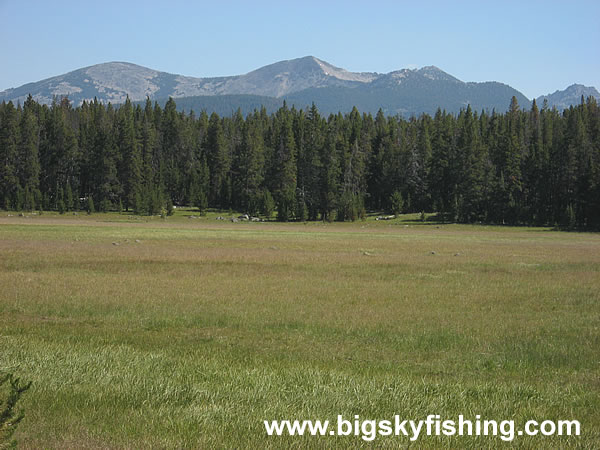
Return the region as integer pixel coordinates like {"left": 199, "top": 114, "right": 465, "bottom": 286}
{"left": 1, "top": 210, "right": 599, "bottom": 448}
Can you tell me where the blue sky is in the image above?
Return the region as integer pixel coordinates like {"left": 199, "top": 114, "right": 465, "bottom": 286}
{"left": 1, "top": 0, "right": 598, "bottom": 99}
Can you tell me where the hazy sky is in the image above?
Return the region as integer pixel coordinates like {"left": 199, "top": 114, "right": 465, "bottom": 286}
{"left": 1, "top": 0, "right": 598, "bottom": 99}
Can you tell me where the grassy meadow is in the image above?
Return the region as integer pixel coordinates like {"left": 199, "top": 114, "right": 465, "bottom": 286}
{"left": 0, "top": 210, "right": 599, "bottom": 448}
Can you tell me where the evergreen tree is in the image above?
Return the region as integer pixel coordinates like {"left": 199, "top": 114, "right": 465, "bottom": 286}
{"left": 455, "top": 106, "right": 486, "bottom": 222}
{"left": 367, "top": 109, "right": 388, "bottom": 210}
{"left": 503, "top": 96, "right": 524, "bottom": 223}
{"left": 65, "top": 183, "right": 74, "bottom": 211}
{"left": 429, "top": 109, "right": 456, "bottom": 216}
{"left": 2, "top": 96, "right": 598, "bottom": 229}
{"left": 117, "top": 97, "right": 142, "bottom": 211}
{"left": 18, "top": 96, "right": 41, "bottom": 208}
{"left": 302, "top": 103, "right": 324, "bottom": 219}
{"left": 273, "top": 104, "right": 297, "bottom": 221}
{"left": 319, "top": 120, "right": 341, "bottom": 221}
{"left": 56, "top": 186, "right": 65, "bottom": 214}
{"left": 0, "top": 102, "right": 20, "bottom": 209}
{"left": 87, "top": 195, "right": 95, "bottom": 214}
{"left": 390, "top": 191, "right": 404, "bottom": 215}
{"left": 206, "top": 112, "right": 230, "bottom": 209}
{"left": 261, "top": 189, "right": 275, "bottom": 219}
{"left": 234, "top": 114, "right": 265, "bottom": 213}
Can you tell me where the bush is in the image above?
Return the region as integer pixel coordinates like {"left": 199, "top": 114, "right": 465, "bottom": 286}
{"left": 0, "top": 373, "right": 31, "bottom": 449}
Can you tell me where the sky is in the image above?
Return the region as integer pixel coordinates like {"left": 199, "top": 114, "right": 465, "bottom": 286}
{"left": 1, "top": 0, "right": 598, "bottom": 99}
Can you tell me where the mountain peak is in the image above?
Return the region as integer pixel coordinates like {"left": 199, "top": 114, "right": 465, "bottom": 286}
{"left": 246, "top": 56, "right": 378, "bottom": 84}
{"left": 311, "top": 57, "right": 378, "bottom": 83}
{"left": 537, "top": 84, "right": 599, "bottom": 110}
{"left": 417, "top": 65, "right": 460, "bottom": 82}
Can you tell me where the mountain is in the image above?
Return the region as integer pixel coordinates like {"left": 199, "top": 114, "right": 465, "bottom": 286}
{"left": 1, "top": 56, "right": 588, "bottom": 116}
{"left": 0, "top": 57, "right": 375, "bottom": 106}
{"left": 285, "top": 67, "right": 529, "bottom": 116}
{"left": 536, "top": 84, "right": 600, "bottom": 111}
{"left": 0, "top": 62, "right": 175, "bottom": 106}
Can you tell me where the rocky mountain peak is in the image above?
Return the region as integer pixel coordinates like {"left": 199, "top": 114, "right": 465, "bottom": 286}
{"left": 537, "top": 83, "right": 599, "bottom": 111}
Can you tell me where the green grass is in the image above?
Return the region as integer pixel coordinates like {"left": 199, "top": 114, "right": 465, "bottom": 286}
{"left": 1, "top": 210, "right": 599, "bottom": 448}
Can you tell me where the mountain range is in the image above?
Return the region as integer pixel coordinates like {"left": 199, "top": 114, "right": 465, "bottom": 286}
{"left": 1, "top": 56, "right": 598, "bottom": 116}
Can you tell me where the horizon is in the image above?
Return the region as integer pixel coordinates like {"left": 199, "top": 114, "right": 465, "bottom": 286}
{"left": 1, "top": 1, "right": 599, "bottom": 99}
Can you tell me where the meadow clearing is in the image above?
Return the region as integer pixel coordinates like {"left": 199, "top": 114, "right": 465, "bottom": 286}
{"left": 0, "top": 211, "right": 599, "bottom": 448}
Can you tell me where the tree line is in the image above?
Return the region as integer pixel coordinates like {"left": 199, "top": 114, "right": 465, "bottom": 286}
{"left": 1, "top": 95, "right": 599, "bottom": 229}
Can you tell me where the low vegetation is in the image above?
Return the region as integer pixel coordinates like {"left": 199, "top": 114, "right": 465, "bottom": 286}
{"left": 0, "top": 209, "right": 598, "bottom": 447}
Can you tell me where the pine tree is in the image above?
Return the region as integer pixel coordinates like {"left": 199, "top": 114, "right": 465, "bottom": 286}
{"left": 303, "top": 103, "right": 324, "bottom": 220}
{"left": 206, "top": 112, "right": 230, "bottom": 209}
{"left": 261, "top": 189, "right": 275, "bottom": 219}
{"left": 503, "top": 96, "right": 524, "bottom": 223}
{"left": 194, "top": 188, "right": 208, "bottom": 215}
{"left": 0, "top": 102, "right": 20, "bottom": 209}
{"left": 296, "top": 196, "right": 308, "bottom": 222}
{"left": 56, "top": 186, "right": 66, "bottom": 214}
{"left": 429, "top": 109, "right": 456, "bottom": 216}
{"left": 455, "top": 106, "right": 486, "bottom": 222}
{"left": 367, "top": 109, "right": 388, "bottom": 210}
{"left": 235, "top": 114, "right": 265, "bottom": 213}
{"left": 87, "top": 195, "right": 95, "bottom": 214}
{"left": 390, "top": 191, "right": 404, "bottom": 215}
{"left": 273, "top": 105, "right": 297, "bottom": 221}
{"left": 65, "top": 183, "right": 74, "bottom": 211}
{"left": 339, "top": 107, "right": 368, "bottom": 220}
{"left": 2, "top": 96, "right": 599, "bottom": 229}
{"left": 41, "top": 98, "right": 80, "bottom": 211}
{"left": 18, "top": 96, "right": 41, "bottom": 208}
{"left": 319, "top": 119, "right": 341, "bottom": 221}
{"left": 117, "top": 97, "right": 142, "bottom": 211}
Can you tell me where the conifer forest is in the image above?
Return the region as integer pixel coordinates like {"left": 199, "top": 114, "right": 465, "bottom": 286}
{"left": 1, "top": 95, "right": 599, "bottom": 229}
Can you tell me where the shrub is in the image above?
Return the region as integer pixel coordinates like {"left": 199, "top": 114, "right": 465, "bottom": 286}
{"left": 0, "top": 373, "right": 31, "bottom": 449}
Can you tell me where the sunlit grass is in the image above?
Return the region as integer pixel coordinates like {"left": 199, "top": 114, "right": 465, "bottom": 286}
{"left": 1, "top": 211, "right": 599, "bottom": 448}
